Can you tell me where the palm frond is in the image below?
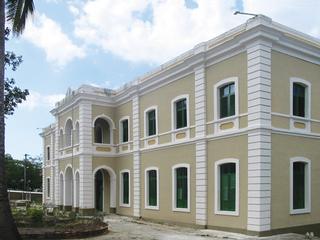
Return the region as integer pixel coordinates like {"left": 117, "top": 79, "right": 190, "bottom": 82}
{"left": 6, "top": 0, "right": 35, "bottom": 36}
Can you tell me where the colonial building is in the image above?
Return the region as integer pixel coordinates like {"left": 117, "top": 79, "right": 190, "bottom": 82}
{"left": 41, "top": 15, "right": 320, "bottom": 235}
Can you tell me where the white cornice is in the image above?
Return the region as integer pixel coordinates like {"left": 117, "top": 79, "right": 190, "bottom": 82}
{"left": 49, "top": 14, "right": 320, "bottom": 117}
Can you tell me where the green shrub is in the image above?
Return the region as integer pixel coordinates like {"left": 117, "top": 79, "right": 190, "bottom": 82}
{"left": 27, "top": 208, "right": 43, "bottom": 223}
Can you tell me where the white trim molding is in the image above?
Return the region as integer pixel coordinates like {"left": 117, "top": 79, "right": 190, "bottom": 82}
{"left": 213, "top": 77, "right": 239, "bottom": 133}
{"left": 289, "top": 157, "right": 311, "bottom": 215}
{"left": 119, "top": 169, "right": 131, "bottom": 208}
{"left": 172, "top": 163, "right": 190, "bottom": 212}
{"left": 171, "top": 94, "right": 190, "bottom": 142}
{"left": 289, "top": 77, "right": 311, "bottom": 133}
{"left": 144, "top": 167, "right": 160, "bottom": 210}
{"left": 214, "top": 158, "right": 240, "bottom": 216}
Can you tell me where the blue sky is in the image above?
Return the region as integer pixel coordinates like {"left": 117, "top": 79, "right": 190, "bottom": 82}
{"left": 5, "top": 0, "right": 320, "bottom": 159}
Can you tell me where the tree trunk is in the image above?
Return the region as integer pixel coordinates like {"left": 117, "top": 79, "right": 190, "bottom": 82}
{"left": 0, "top": 0, "right": 21, "bottom": 239}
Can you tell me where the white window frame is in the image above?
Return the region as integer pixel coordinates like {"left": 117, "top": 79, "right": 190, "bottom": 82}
{"left": 59, "top": 128, "right": 64, "bottom": 149}
{"left": 144, "top": 106, "right": 158, "bottom": 138}
{"left": 214, "top": 77, "right": 239, "bottom": 121}
{"left": 92, "top": 114, "right": 115, "bottom": 145}
{"left": 290, "top": 157, "right": 311, "bottom": 215}
{"left": 172, "top": 163, "right": 190, "bottom": 212}
{"left": 64, "top": 118, "right": 73, "bottom": 147}
{"left": 214, "top": 158, "right": 239, "bottom": 216}
{"left": 46, "top": 177, "right": 50, "bottom": 199}
{"left": 119, "top": 169, "right": 130, "bottom": 207}
{"left": 171, "top": 95, "right": 190, "bottom": 131}
{"left": 119, "top": 116, "right": 130, "bottom": 143}
{"left": 74, "top": 121, "right": 80, "bottom": 145}
{"left": 144, "top": 167, "right": 159, "bottom": 210}
{"left": 290, "top": 77, "right": 311, "bottom": 119}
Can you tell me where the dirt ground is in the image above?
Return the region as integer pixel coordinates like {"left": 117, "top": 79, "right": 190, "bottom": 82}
{"left": 79, "top": 214, "right": 318, "bottom": 240}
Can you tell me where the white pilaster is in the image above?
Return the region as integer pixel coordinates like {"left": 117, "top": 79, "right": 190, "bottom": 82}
{"left": 79, "top": 102, "right": 94, "bottom": 209}
{"left": 194, "top": 65, "right": 207, "bottom": 225}
{"left": 50, "top": 133, "right": 54, "bottom": 202}
{"left": 54, "top": 119, "right": 60, "bottom": 206}
{"left": 132, "top": 95, "right": 141, "bottom": 217}
{"left": 247, "top": 40, "right": 272, "bottom": 232}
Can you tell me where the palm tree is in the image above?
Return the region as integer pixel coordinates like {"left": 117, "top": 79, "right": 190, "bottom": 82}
{"left": 0, "top": 0, "right": 34, "bottom": 239}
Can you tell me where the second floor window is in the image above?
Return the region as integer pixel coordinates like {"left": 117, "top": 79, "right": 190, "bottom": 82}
{"left": 175, "top": 99, "right": 187, "bottom": 129}
{"left": 121, "top": 119, "right": 129, "bottom": 143}
{"left": 94, "top": 118, "right": 111, "bottom": 144}
{"left": 47, "top": 146, "right": 50, "bottom": 160}
{"left": 147, "top": 109, "right": 156, "bottom": 136}
{"left": 219, "top": 83, "right": 235, "bottom": 119}
{"left": 293, "top": 83, "right": 306, "bottom": 117}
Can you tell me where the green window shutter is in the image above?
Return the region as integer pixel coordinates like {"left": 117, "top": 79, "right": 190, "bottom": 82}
{"left": 293, "top": 162, "right": 305, "bottom": 209}
{"left": 176, "top": 99, "right": 187, "bottom": 129}
{"left": 220, "top": 163, "right": 236, "bottom": 211}
{"left": 176, "top": 167, "right": 188, "bottom": 208}
{"left": 148, "top": 170, "right": 157, "bottom": 206}
{"left": 148, "top": 110, "right": 156, "bottom": 136}
{"left": 123, "top": 172, "right": 129, "bottom": 204}
{"left": 122, "top": 119, "right": 128, "bottom": 142}
{"left": 219, "top": 83, "right": 235, "bottom": 119}
{"left": 293, "top": 83, "right": 306, "bottom": 117}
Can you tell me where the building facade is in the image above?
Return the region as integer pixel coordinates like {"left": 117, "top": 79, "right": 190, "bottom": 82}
{"left": 41, "top": 15, "right": 320, "bottom": 235}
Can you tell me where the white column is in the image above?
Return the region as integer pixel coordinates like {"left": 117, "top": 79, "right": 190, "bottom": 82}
{"left": 79, "top": 102, "right": 93, "bottom": 209}
{"left": 247, "top": 40, "right": 272, "bottom": 232}
{"left": 54, "top": 119, "right": 60, "bottom": 206}
{"left": 194, "top": 65, "right": 207, "bottom": 225}
{"left": 50, "top": 133, "right": 54, "bottom": 202}
{"left": 132, "top": 95, "right": 141, "bottom": 217}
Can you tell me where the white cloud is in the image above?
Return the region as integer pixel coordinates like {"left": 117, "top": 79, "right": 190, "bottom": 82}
{"left": 73, "top": 0, "right": 245, "bottom": 64}
{"left": 20, "top": 91, "right": 65, "bottom": 110}
{"left": 71, "top": 0, "right": 320, "bottom": 65}
{"left": 23, "top": 13, "right": 86, "bottom": 67}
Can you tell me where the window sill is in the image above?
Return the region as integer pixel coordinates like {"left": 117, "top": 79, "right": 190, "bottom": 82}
{"left": 215, "top": 210, "right": 239, "bottom": 216}
{"left": 145, "top": 206, "right": 159, "bottom": 211}
{"left": 172, "top": 207, "right": 190, "bottom": 213}
{"left": 290, "top": 208, "right": 310, "bottom": 215}
{"left": 119, "top": 204, "right": 130, "bottom": 208}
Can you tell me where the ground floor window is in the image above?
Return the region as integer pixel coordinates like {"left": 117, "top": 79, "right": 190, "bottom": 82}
{"left": 145, "top": 168, "right": 159, "bottom": 209}
{"left": 120, "top": 170, "right": 130, "bottom": 206}
{"left": 290, "top": 157, "right": 311, "bottom": 214}
{"left": 46, "top": 177, "right": 50, "bottom": 198}
{"left": 172, "top": 164, "right": 189, "bottom": 211}
{"left": 215, "top": 159, "right": 239, "bottom": 215}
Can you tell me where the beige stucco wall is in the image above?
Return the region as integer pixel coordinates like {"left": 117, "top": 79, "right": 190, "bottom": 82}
{"left": 271, "top": 133, "right": 320, "bottom": 229}
{"left": 271, "top": 51, "right": 320, "bottom": 118}
{"left": 206, "top": 53, "right": 247, "bottom": 130}
{"left": 207, "top": 135, "right": 248, "bottom": 230}
{"left": 58, "top": 107, "right": 79, "bottom": 130}
{"left": 58, "top": 157, "right": 80, "bottom": 173}
{"left": 140, "top": 144, "right": 196, "bottom": 224}
{"left": 139, "top": 73, "right": 195, "bottom": 146}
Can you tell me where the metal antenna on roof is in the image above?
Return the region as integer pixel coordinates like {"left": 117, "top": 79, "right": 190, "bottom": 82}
{"left": 233, "top": 11, "right": 258, "bottom": 17}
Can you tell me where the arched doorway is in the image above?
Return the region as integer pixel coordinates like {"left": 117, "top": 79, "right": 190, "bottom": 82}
{"left": 64, "top": 167, "right": 73, "bottom": 209}
{"left": 93, "top": 166, "right": 116, "bottom": 213}
{"left": 74, "top": 171, "right": 80, "bottom": 210}
{"left": 59, "top": 173, "right": 64, "bottom": 207}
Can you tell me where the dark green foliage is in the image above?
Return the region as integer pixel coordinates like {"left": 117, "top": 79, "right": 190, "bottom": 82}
{"left": 5, "top": 154, "right": 42, "bottom": 191}
{"left": 4, "top": 28, "right": 29, "bottom": 115}
{"left": 27, "top": 208, "right": 43, "bottom": 223}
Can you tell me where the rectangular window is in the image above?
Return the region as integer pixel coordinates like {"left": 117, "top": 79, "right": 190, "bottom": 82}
{"left": 121, "top": 119, "right": 129, "bottom": 143}
{"left": 147, "top": 170, "right": 157, "bottom": 207}
{"left": 147, "top": 110, "right": 156, "bottom": 136}
{"left": 293, "top": 162, "right": 306, "bottom": 210}
{"left": 220, "top": 163, "right": 236, "bottom": 211}
{"left": 176, "top": 99, "right": 187, "bottom": 129}
{"left": 220, "top": 83, "right": 235, "bottom": 119}
{"left": 293, "top": 83, "right": 306, "bottom": 117}
{"left": 176, "top": 167, "right": 188, "bottom": 208}
{"left": 47, "top": 146, "right": 50, "bottom": 160}
{"left": 122, "top": 172, "right": 129, "bottom": 204}
{"left": 47, "top": 178, "right": 50, "bottom": 198}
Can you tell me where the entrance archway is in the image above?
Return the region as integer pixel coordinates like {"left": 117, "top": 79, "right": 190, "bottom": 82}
{"left": 74, "top": 171, "right": 80, "bottom": 209}
{"left": 93, "top": 166, "right": 116, "bottom": 213}
{"left": 64, "top": 166, "right": 73, "bottom": 208}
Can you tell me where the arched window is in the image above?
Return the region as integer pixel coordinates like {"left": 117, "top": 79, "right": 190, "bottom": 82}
{"left": 59, "top": 129, "right": 64, "bottom": 149}
{"left": 172, "top": 164, "right": 190, "bottom": 212}
{"left": 74, "top": 122, "right": 79, "bottom": 144}
{"left": 94, "top": 118, "right": 111, "bottom": 144}
{"left": 290, "top": 78, "right": 311, "bottom": 118}
{"left": 171, "top": 95, "right": 189, "bottom": 130}
{"left": 65, "top": 119, "right": 73, "bottom": 147}
{"left": 145, "top": 167, "right": 159, "bottom": 209}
